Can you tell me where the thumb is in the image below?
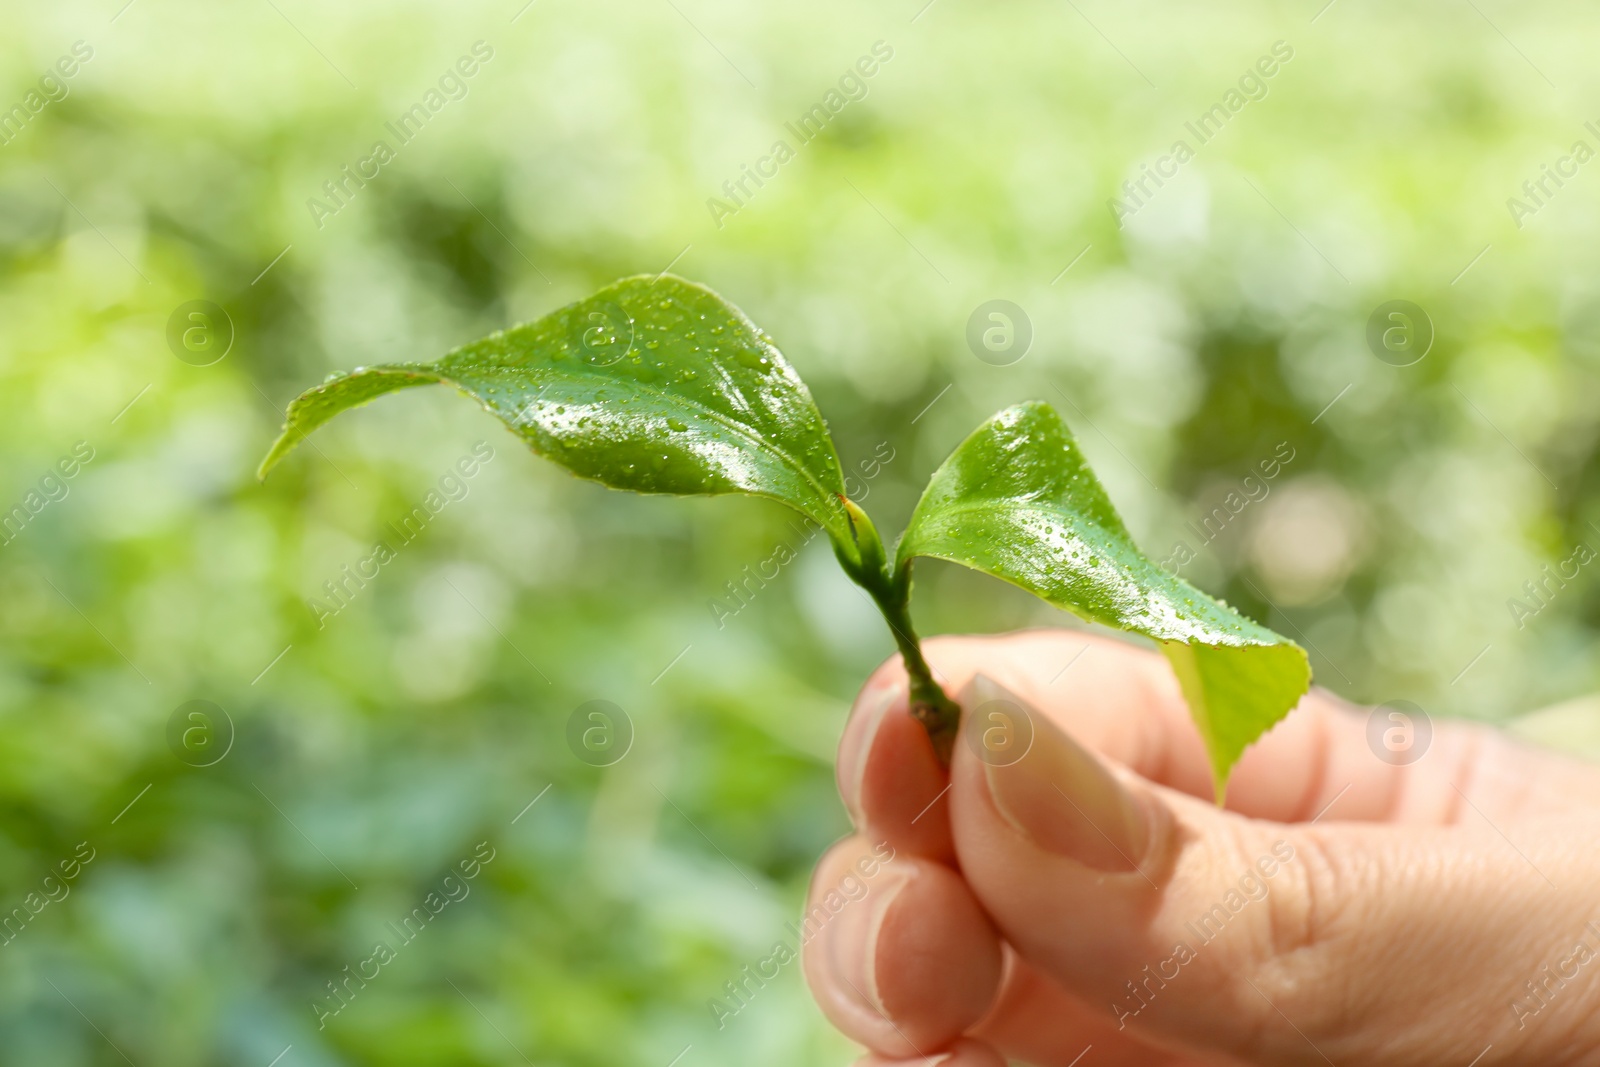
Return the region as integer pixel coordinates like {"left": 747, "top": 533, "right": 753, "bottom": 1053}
{"left": 949, "top": 676, "right": 1600, "bottom": 1066}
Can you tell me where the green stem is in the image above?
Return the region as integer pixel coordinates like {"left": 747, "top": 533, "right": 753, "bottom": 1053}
{"left": 871, "top": 565, "right": 960, "bottom": 764}
{"left": 834, "top": 499, "right": 960, "bottom": 763}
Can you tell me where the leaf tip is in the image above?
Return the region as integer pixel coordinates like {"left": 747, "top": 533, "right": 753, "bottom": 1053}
{"left": 256, "top": 425, "right": 305, "bottom": 483}
{"left": 256, "top": 431, "right": 297, "bottom": 481}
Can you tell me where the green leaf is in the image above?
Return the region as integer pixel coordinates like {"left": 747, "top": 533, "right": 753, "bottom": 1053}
{"left": 896, "top": 401, "right": 1310, "bottom": 795}
{"left": 258, "top": 273, "right": 854, "bottom": 550}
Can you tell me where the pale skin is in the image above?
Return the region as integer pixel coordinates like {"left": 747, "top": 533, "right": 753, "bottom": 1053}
{"left": 802, "top": 630, "right": 1600, "bottom": 1066}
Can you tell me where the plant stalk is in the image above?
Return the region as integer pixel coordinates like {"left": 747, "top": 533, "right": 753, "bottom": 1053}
{"left": 835, "top": 498, "right": 960, "bottom": 764}
{"left": 871, "top": 567, "right": 960, "bottom": 764}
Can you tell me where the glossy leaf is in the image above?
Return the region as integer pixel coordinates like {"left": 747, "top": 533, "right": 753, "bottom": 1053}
{"left": 259, "top": 274, "right": 854, "bottom": 549}
{"left": 896, "top": 401, "right": 1310, "bottom": 794}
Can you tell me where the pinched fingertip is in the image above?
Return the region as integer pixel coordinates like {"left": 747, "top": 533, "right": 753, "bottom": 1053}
{"left": 838, "top": 672, "right": 955, "bottom": 863}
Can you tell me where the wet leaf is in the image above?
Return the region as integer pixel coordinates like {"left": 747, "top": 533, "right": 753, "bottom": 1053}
{"left": 897, "top": 401, "right": 1310, "bottom": 794}
{"left": 259, "top": 274, "right": 853, "bottom": 548}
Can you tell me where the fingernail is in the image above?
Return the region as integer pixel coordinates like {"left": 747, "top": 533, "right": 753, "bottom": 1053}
{"left": 838, "top": 683, "right": 898, "bottom": 828}
{"left": 825, "top": 863, "right": 911, "bottom": 1018}
{"left": 967, "top": 675, "right": 1150, "bottom": 872}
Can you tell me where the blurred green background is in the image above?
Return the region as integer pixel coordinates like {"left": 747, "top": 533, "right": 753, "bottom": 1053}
{"left": 5, "top": 0, "right": 1600, "bottom": 1062}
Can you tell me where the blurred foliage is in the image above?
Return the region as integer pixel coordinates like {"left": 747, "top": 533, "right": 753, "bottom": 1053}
{"left": 4, "top": 0, "right": 1600, "bottom": 1063}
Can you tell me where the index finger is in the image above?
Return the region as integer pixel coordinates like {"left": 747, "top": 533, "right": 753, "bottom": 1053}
{"left": 839, "top": 629, "right": 1600, "bottom": 861}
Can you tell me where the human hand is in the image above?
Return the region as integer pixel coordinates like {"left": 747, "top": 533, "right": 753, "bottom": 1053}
{"left": 802, "top": 630, "right": 1600, "bottom": 1066}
